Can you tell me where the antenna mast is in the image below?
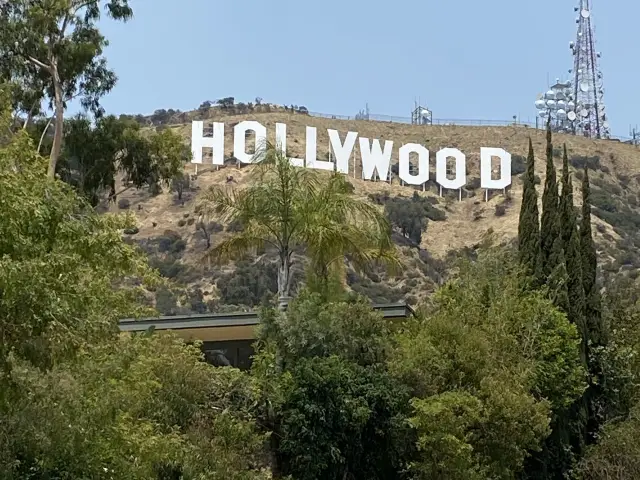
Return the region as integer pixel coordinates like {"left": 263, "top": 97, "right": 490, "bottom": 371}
{"left": 534, "top": 0, "right": 610, "bottom": 138}
{"left": 570, "top": 0, "right": 609, "bottom": 138}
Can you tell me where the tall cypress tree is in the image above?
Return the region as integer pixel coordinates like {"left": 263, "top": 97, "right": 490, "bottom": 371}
{"left": 560, "top": 145, "right": 587, "bottom": 354}
{"left": 580, "top": 165, "right": 606, "bottom": 444}
{"left": 580, "top": 166, "right": 604, "bottom": 345}
{"left": 557, "top": 145, "right": 589, "bottom": 472}
{"left": 547, "top": 234, "right": 570, "bottom": 314}
{"left": 518, "top": 138, "right": 542, "bottom": 283}
{"left": 540, "top": 121, "right": 560, "bottom": 278}
{"left": 523, "top": 145, "right": 589, "bottom": 480}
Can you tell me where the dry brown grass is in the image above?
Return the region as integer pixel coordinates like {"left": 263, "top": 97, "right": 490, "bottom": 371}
{"left": 120, "top": 111, "right": 640, "bottom": 262}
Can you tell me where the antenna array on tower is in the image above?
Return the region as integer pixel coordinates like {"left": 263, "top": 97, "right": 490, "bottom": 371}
{"left": 534, "top": 0, "right": 610, "bottom": 139}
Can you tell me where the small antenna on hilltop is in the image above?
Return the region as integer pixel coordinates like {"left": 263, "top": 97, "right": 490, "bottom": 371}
{"left": 630, "top": 125, "right": 640, "bottom": 147}
{"left": 355, "top": 103, "right": 370, "bottom": 120}
{"left": 411, "top": 98, "right": 432, "bottom": 125}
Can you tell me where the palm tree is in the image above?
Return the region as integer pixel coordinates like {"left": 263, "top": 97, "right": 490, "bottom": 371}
{"left": 196, "top": 142, "right": 398, "bottom": 305}
{"left": 302, "top": 171, "right": 399, "bottom": 298}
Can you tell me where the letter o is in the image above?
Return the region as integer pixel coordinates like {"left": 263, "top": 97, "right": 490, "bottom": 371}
{"left": 399, "top": 143, "right": 429, "bottom": 185}
{"left": 234, "top": 121, "right": 267, "bottom": 164}
{"left": 436, "top": 148, "right": 466, "bottom": 190}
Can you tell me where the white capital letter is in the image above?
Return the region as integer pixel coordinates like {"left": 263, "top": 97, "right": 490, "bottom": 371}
{"left": 303, "top": 126, "right": 323, "bottom": 169}
{"left": 275, "top": 123, "right": 304, "bottom": 167}
{"left": 359, "top": 137, "right": 393, "bottom": 181}
{"left": 191, "top": 121, "right": 224, "bottom": 165}
{"left": 399, "top": 143, "right": 429, "bottom": 185}
{"left": 328, "top": 129, "right": 358, "bottom": 174}
{"left": 480, "top": 147, "right": 512, "bottom": 189}
{"left": 436, "top": 148, "right": 466, "bottom": 189}
{"left": 234, "top": 120, "right": 267, "bottom": 164}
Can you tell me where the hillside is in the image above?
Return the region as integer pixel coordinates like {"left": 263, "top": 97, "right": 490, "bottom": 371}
{"left": 114, "top": 109, "right": 640, "bottom": 313}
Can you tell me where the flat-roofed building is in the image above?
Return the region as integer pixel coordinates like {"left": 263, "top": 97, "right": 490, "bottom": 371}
{"left": 119, "top": 303, "right": 414, "bottom": 369}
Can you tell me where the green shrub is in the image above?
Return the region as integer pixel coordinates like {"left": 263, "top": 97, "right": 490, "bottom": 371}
{"left": 347, "top": 271, "right": 404, "bottom": 303}
{"left": 216, "top": 260, "right": 280, "bottom": 307}
{"left": 226, "top": 219, "right": 244, "bottom": 232}
{"left": 210, "top": 222, "right": 224, "bottom": 232}
{"left": 511, "top": 155, "right": 527, "bottom": 176}
{"left": 466, "top": 177, "right": 481, "bottom": 190}
{"left": 570, "top": 154, "right": 601, "bottom": 170}
{"left": 148, "top": 256, "right": 187, "bottom": 279}
{"left": 381, "top": 192, "right": 446, "bottom": 245}
{"left": 155, "top": 287, "right": 178, "bottom": 315}
{"left": 156, "top": 230, "right": 186, "bottom": 254}
{"left": 591, "top": 190, "right": 617, "bottom": 213}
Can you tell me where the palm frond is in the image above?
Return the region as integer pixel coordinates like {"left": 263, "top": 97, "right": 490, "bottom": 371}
{"left": 202, "top": 228, "right": 267, "bottom": 265}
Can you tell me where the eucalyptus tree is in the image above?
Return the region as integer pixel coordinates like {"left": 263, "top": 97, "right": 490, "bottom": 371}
{"left": 0, "top": 0, "right": 134, "bottom": 177}
{"left": 53, "top": 115, "right": 189, "bottom": 205}
{"left": 196, "top": 142, "right": 398, "bottom": 305}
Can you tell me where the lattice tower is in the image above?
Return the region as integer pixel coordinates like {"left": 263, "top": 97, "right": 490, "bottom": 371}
{"left": 570, "top": 0, "right": 609, "bottom": 138}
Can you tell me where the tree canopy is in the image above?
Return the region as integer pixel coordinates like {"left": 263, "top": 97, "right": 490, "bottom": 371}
{"left": 0, "top": 0, "right": 135, "bottom": 176}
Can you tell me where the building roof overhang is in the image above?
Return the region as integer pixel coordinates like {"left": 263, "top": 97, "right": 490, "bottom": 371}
{"left": 118, "top": 303, "right": 415, "bottom": 342}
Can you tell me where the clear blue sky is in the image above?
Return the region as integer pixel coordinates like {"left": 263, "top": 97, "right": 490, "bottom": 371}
{"left": 92, "top": 0, "right": 636, "bottom": 137}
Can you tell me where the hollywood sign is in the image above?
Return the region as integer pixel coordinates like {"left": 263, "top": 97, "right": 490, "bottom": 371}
{"left": 191, "top": 120, "right": 512, "bottom": 190}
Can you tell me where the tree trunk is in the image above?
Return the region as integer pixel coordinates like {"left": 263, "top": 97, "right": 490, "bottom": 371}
{"left": 47, "top": 68, "right": 64, "bottom": 178}
{"left": 277, "top": 250, "right": 292, "bottom": 309}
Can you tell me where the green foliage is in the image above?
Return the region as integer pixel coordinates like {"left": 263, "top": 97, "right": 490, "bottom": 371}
{"left": 580, "top": 165, "right": 606, "bottom": 374}
{"left": 540, "top": 122, "right": 560, "bottom": 279}
{"left": 570, "top": 154, "right": 601, "bottom": 171}
{"left": 0, "top": 94, "right": 270, "bottom": 478}
{"left": 578, "top": 402, "right": 640, "bottom": 479}
{"left": 155, "top": 286, "right": 179, "bottom": 315}
{"left": 258, "top": 291, "right": 391, "bottom": 367}
{"left": 0, "top": 126, "right": 155, "bottom": 373}
{"left": 275, "top": 355, "right": 412, "bottom": 480}
{"left": 52, "top": 115, "right": 188, "bottom": 205}
{"left": 0, "top": 0, "right": 136, "bottom": 175}
{"left": 253, "top": 291, "right": 414, "bottom": 479}
{"left": 511, "top": 153, "right": 527, "bottom": 175}
{"left": 217, "top": 260, "right": 279, "bottom": 307}
{"left": 578, "top": 282, "right": 640, "bottom": 478}
{"left": 560, "top": 146, "right": 587, "bottom": 354}
{"left": 518, "top": 138, "right": 543, "bottom": 283}
{"left": 1, "top": 333, "right": 269, "bottom": 478}
{"left": 392, "top": 249, "right": 585, "bottom": 478}
{"left": 524, "top": 145, "right": 591, "bottom": 480}
{"left": 382, "top": 192, "right": 446, "bottom": 245}
{"left": 171, "top": 171, "right": 190, "bottom": 201}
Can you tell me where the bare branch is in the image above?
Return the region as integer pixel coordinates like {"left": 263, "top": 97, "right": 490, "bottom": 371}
{"left": 37, "top": 115, "right": 54, "bottom": 154}
{"left": 26, "top": 55, "right": 51, "bottom": 72}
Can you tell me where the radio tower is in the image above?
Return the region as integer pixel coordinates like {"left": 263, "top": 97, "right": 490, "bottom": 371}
{"left": 569, "top": 0, "right": 610, "bottom": 139}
